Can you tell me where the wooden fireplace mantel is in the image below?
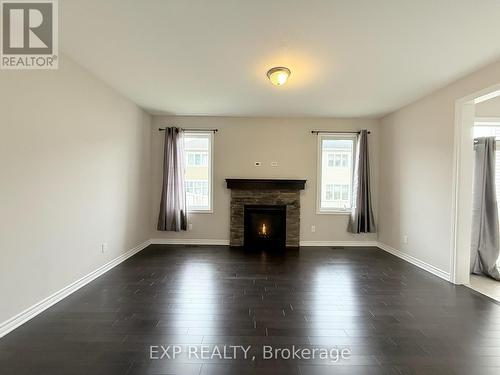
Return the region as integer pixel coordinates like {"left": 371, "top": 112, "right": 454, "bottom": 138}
{"left": 225, "top": 179, "right": 306, "bottom": 190}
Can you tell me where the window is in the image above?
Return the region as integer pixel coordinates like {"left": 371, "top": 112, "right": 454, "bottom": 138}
{"left": 325, "top": 184, "right": 334, "bottom": 200}
{"left": 184, "top": 132, "right": 213, "bottom": 211}
{"left": 334, "top": 184, "right": 341, "bottom": 200}
{"left": 326, "top": 152, "right": 349, "bottom": 168}
{"left": 327, "top": 154, "right": 335, "bottom": 167}
{"left": 187, "top": 152, "right": 208, "bottom": 167}
{"left": 317, "top": 134, "right": 356, "bottom": 213}
{"left": 341, "top": 184, "right": 349, "bottom": 201}
{"left": 342, "top": 154, "right": 348, "bottom": 168}
{"left": 473, "top": 123, "right": 500, "bottom": 221}
{"left": 323, "top": 184, "right": 351, "bottom": 203}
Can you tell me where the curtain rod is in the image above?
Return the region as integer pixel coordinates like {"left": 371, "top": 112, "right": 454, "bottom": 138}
{"left": 473, "top": 138, "right": 500, "bottom": 144}
{"left": 311, "top": 130, "right": 371, "bottom": 135}
{"left": 158, "top": 128, "right": 218, "bottom": 133}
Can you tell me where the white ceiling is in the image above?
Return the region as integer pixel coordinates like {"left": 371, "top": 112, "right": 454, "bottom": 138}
{"left": 61, "top": 0, "right": 500, "bottom": 118}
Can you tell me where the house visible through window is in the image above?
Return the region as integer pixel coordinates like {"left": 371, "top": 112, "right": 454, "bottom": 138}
{"left": 326, "top": 152, "right": 350, "bottom": 168}
{"left": 187, "top": 152, "right": 208, "bottom": 167}
{"left": 327, "top": 154, "right": 334, "bottom": 167}
{"left": 324, "top": 184, "right": 350, "bottom": 202}
{"left": 342, "top": 154, "right": 348, "bottom": 167}
{"left": 318, "top": 134, "right": 356, "bottom": 212}
{"left": 184, "top": 132, "right": 213, "bottom": 211}
{"left": 325, "top": 184, "right": 334, "bottom": 200}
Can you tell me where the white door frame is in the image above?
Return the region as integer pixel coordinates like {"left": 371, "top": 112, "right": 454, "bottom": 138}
{"left": 450, "top": 83, "right": 500, "bottom": 284}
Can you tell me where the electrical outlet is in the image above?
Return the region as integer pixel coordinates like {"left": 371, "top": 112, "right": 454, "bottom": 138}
{"left": 311, "top": 225, "right": 316, "bottom": 233}
{"left": 101, "top": 242, "right": 108, "bottom": 253}
{"left": 403, "top": 235, "right": 408, "bottom": 244}
{"left": 255, "top": 161, "right": 261, "bottom": 167}
{"left": 271, "top": 161, "right": 278, "bottom": 167}
{"left": 188, "top": 223, "right": 193, "bottom": 230}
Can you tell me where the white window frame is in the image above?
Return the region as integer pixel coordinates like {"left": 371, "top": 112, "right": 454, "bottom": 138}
{"left": 316, "top": 133, "right": 357, "bottom": 215}
{"left": 184, "top": 131, "right": 214, "bottom": 213}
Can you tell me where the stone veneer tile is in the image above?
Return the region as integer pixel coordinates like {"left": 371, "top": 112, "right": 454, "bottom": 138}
{"left": 229, "top": 189, "right": 300, "bottom": 247}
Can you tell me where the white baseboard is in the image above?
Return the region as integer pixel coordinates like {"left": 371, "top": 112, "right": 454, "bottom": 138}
{"left": 0, "top": 239, "right": 151, "bottom": 339}
{"left": 150, "top": 238, "right": 230, "bottom": 246}
{"left": 300, "top": 240, "right": 379, "bottom": 247}
{"left": 377, "top": 242, "right": 451, "bottom": 282}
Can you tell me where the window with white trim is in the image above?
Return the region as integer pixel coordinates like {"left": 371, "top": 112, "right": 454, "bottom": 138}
{"left": 184, "top": 132, "right": 213, "bottom": 211}
{"left": 317, "top": 134, "right": 356, "bottom": 213}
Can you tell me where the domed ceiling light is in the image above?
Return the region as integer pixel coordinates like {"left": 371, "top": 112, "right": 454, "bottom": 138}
{"left": 266, "top": 66, "right": 291, "bottom": 86}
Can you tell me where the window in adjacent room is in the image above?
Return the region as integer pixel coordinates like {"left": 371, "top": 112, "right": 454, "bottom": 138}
{"left": 473, "top": 121, "right": 500, "bottom": 218}
{"left": 184, "top": 131, "right": 213, "bottom": 212}
{"left": 317, "top": 134, "right": 356, "bottom": 213}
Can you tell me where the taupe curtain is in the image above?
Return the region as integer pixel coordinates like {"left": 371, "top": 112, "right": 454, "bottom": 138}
{"left": 470, "top": 137, "right": 500, "bottom": 280}
{"left": 348, "top": 130, "right": 376, "bottom": 234}
{"left": 157, "top": 127, "right": 187, "bottom": 231}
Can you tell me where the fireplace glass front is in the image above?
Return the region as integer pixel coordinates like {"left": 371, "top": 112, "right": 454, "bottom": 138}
{"left": 244, "top": 205, "right": 286, "bottom": 249}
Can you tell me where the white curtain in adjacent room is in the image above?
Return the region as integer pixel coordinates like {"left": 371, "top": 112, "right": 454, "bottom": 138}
{"left": 470, "top": 137, "right": 500, "bottom": 280}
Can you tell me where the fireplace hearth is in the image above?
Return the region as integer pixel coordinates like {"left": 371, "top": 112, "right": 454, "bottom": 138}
{"left": 244, "top": 205, "right": 286, "bottom": 249}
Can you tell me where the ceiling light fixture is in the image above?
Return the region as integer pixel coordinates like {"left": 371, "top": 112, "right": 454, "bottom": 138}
{"left": 267, "top": 66, "right": 291, "bottom": 86}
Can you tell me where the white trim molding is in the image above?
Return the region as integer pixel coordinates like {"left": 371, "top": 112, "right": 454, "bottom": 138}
{"left": 377, "top": 242, "right": 451, "bottom": 282}
{"left": 150, "top": 238, "right": 230, "bottom": 246}
{"left": 300, "top": 240, "right": 378, "bottom": 247}
{"left": 0, "top": 239, "right": 151, "bottom": 339}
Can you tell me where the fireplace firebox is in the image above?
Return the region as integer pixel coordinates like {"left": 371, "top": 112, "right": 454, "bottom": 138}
{"left": 244, "top": 205, "right": 286, "bottom": 249}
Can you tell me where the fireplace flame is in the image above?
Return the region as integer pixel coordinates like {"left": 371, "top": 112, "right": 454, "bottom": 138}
{"left": 260, "top": 223, "right": 267, "bottom": 236}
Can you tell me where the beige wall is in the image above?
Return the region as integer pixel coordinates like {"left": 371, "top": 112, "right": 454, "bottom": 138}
{"left": 379, "top": 59, "right": 500, "bottom": 274}
{"left": 151, "top": 116, "right": 379, "bottom": 243}
{"left": 0, "top": 56, "right": 151, "bottom": 324}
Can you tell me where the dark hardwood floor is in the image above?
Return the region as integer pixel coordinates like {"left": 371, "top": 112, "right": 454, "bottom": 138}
{"left": 1, "top": 245, "right": 500, "bottom": 374}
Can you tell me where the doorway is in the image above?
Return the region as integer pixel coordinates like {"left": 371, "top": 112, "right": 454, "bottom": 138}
{"left": 452, "top": 84, "right": 500, "bottom": 300}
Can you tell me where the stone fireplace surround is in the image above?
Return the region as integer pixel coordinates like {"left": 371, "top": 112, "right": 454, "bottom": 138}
{"left": 226, "top": 179, "right": 306, "bottom": 248}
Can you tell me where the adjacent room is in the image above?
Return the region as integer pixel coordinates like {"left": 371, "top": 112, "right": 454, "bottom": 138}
{"left": 1, "top": 1, "right": 500, "bottom": 374}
